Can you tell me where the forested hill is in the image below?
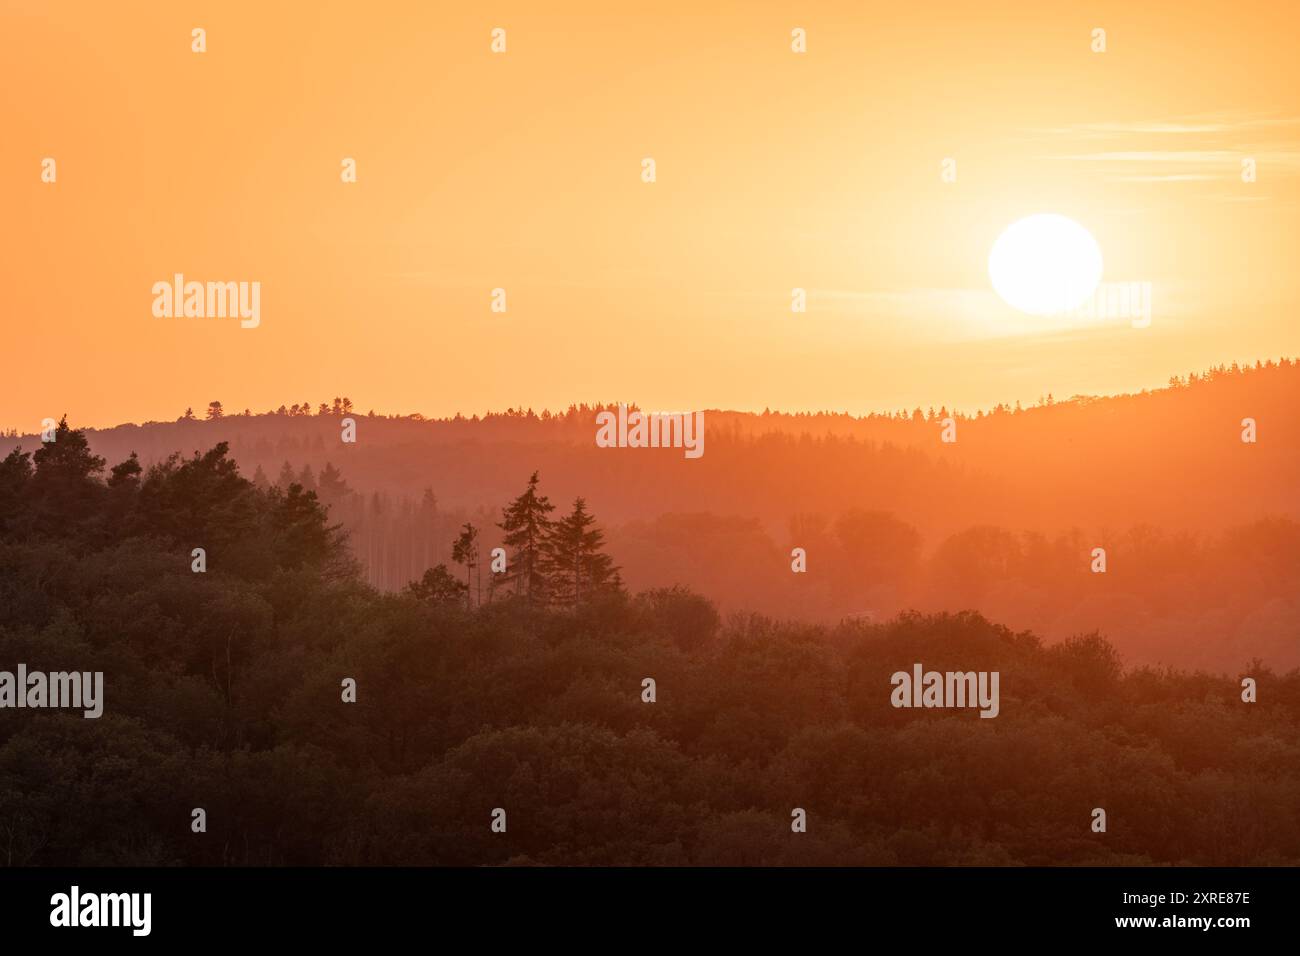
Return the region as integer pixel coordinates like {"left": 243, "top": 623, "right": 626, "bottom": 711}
{"left": 0, "top": 423, "right": 1297, "bottom": 866}
{"left": 5, "top": 358, "right": 1296, "bottom": 535}
{"left": 3, "top": 357, "right": 1297, "bottom": 671}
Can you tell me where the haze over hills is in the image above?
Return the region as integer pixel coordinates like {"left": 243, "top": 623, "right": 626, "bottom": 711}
{"left": 5, "top": 357, "right": 1298, "bottom": 671}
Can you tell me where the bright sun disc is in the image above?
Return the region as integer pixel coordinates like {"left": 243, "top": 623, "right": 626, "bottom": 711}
{"left": 988, "top": 214, "right": 1103, "bottom": 317}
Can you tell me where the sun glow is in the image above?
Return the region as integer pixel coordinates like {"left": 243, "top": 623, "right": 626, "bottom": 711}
{"left": 988, "top": 214, "right": 1104, "bottom": 317}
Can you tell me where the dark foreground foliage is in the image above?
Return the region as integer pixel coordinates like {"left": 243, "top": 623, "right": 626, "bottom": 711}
{"left": 0, "top": 423, "right": 1296, "bottom": 865}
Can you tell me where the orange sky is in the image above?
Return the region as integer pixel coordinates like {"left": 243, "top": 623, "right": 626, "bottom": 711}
{"left": 3, "top": 0, "right": 1299, "bottom": 428}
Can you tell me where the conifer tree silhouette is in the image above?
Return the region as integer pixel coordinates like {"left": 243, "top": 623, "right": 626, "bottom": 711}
{"left": 452, "top": 522, "right": 480, "bottom": 607}
{"left": 498, "top": 471, "right": 555, "bottom": 607}
{"left": 546, "top": 497, "right": 619, "bottom": 607}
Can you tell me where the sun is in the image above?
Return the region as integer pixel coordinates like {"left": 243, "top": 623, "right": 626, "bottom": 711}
{"left": 988, "top": 214, "right": 1103, "bottom": 316}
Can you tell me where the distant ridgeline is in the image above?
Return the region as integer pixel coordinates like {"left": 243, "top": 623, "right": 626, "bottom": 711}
{"left": 2, "top": 357, "right": 1297, "bottom": 670}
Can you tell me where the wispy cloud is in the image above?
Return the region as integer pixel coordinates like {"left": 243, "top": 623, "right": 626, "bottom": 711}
{"left": 1032, "top": 113, "right": 1300, "bottom": 185}
{"left": 808, "top": 285, "right": 1182, "bottom": 343}
{"left": 1034, "top": 114, "right": 1300, "bottom": 137}
{"left": 1058, "top": 151, "right": 1241, "bottom": 163}
{"left": 1111, "top": 174, "right": 1219, "bottom": 183}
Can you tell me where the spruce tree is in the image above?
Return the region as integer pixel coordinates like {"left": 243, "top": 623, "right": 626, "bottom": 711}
{"left": 546, "top": 497, "right": 619, "bottom": 607}
{"left": 497, "top": 471, "right": 555, "bottom": 607}
{"left": 316, "top": 462, "right": 351, "bottom": 504}
{"left": 451, "top": 522, "right": 480, "bottom": 607}
{"left": 296, "top": 463, "right": 317, "bottom": 494}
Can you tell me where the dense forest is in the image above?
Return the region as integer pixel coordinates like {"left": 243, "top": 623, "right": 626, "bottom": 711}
{"left": 6, "top": 358, "right": 1297, "bottom": 672}
{"left": 0, "top": 421, "right": 1296, "bottom": 866}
